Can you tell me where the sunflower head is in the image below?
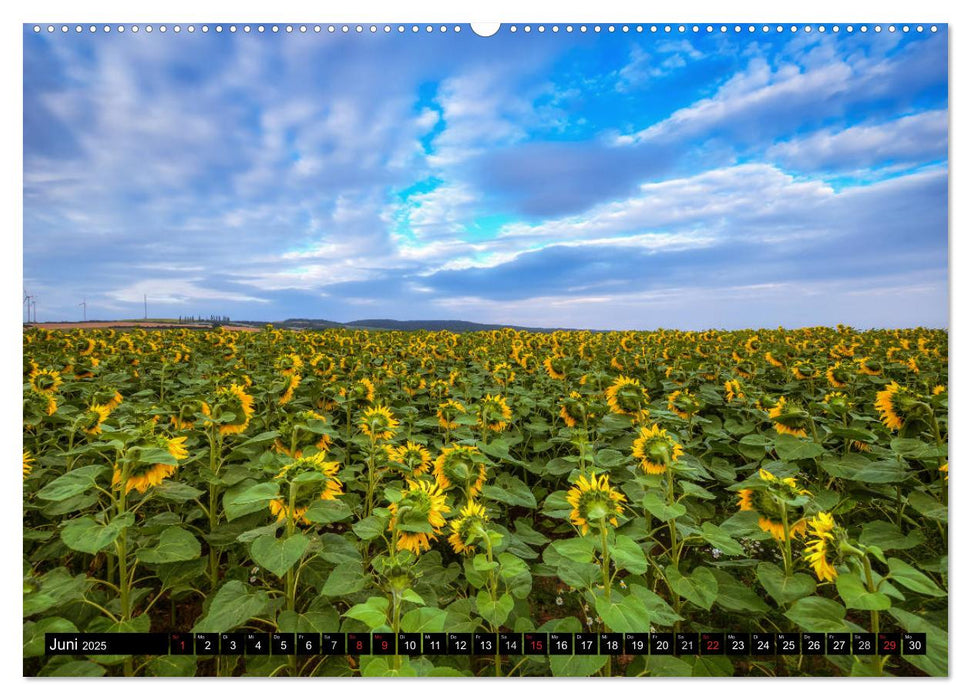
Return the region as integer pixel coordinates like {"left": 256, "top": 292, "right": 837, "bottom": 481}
{"left": 632, "top": 423, "right": 684, "bottom": 475}
{"left": 857, "top": 357, "right": 882, "bottom": 376}
{"left": 559, "top": 391, "right": 591, "bottom": 428}
{"left": 29, "top": 368, "right": 62, "bottom": 395}
{"left": 478, "top": 394, "right": 512, "bottom": 432}
{"left": 386, "top": 441, "right": 433, "bottom": 478}
{"left": 360, "top": 405, "right": 399, "bottom": 441}
{"left": 388, "top": 479, "right": 451, "bottom": 555}
{"left": 667, "top": 389, "right": 701, "bottom": 420}
{"left": 790, "top": 362, "right": 817, "bottom": 381}
{"left": 803, "top": 511, "right": 840, "bottom": 582}
{"left": 275, "top": 353, "right": 304, "bottom": 376}
{"left": 736, "top": 469, "right": 811, "bottom": 541}
{"left": 448, "top": 500, "right": 491, "bottom": 555}
{"left": 874, "top": 381, "right": 923, "bottom": 432}
{"left": 23, "top": 450, "right": 34, "bottom": 480}
{"left": 724, "top": 379, "right": 745, "bottom": 402}
{"left": 826, "top": 363, "right": 852, "bottom": 388}
{"left": 208, "top": 384, "right": 255, "bottom": 435}
{"left": 275, "top": 410, "right": 331, "bottom": 458}
{"left": 434, "top": 444, "right": 487, "bottom": 497}
{"left": 269, "top": 452, "right": 344, "bottom": 524}
{"left": 823, "top": 392, "right": 851, "bottom": 415}
{"left": 436, "top": 399, "right": 466, "bottom": 431}
{"left": 492, "top": 362, "right": 517, "bottom": 387}
{"left": 566, "top": 472, "right": 626, "bottom": 536}
{"left": 768, "top": 396, "right": 811, "bottom": 438}
{"left": 82, "top": 404, "right": 112, "bottom": 435}
{"left": 605, "top": 375, "right": 649, "bottom": 419}
{"left": 544, "top": 356, "right": 568, "bottom": 380}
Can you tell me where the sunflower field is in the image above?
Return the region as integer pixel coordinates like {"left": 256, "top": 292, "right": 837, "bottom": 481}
{"left": 22, "top": 325, "right": 948, "bottom": 677}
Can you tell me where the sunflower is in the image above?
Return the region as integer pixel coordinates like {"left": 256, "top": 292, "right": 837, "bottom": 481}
{"left": 724, "top": 379, "right": 744, "bottom": 402}
{"left": 764, "top": 351, "right": 784, "bottom": 368}
{"left": 448, "top": 500, "right": 490, "bottom": 555}
{"left": 275, "top": 353, "right": 304, "bottom": 377}
{"left": 803, "top": 511, "right": 838, "bottom": 582}
{"left": 204, "top": 384, "right": 255, "bottom": 435}
{"left": 478, "top": 394, "right": 512, "bottom": 432}
{"left": 492, "top": 362, "right": 516, "bottom": 387}
{"left": 543, "top": 356, "right": 567, "bottom": 380}
{"left": 667, "top": 389, "right": 700, "bottom": 420}
{"left": 82, "top": 404, "right": 112, "bottom": 435}
{"left": 605, "top": 375, "right": 649, "bottom": 419}
{"left": 437, "top": 399, "right": 466, "bottom": 431}
{"left": 737, "top": 470, "right": 808, "bottom": 541}
{"left": 386, "top": 441, "right": 433, "bottom": 478}
{"left": 434, "top": 444, "right": 487, "bottom": 497}
{"left": 402, "top": 374, "right": 426, "bottom": 397}
{"left": 274, "top": 410, "right": 331, "bottom": 458}
{"left": 857, "top": 357, "right": 882, "bottom": 376}
{"left": 360, "top": 405, "right": 399, "bottom": 441}
{"left": 790, "top": 362, "right": 817, "bottom": 381}
{"left": 269, "top": 452, "right": 344, "bottom": 525}
{"left": 822, "top": 392, "right": 851, "bottom": 415}
{"left": 566, "top": 472, "right": 626, "bottom": 536}
{"left": 874, "top": 381, "right": 918, "bottom": 432}
{"left": 768, "top": 396, "right": 811, "bottom": 438}
{"left": 279, "top": 373, "right": 301, "bottom": 405}
{"left": 826, "top": 363, "right": 851, "bottom": 388}
{"left": 388, "top": 479, "right": 450, "bottom": 556}
{"left": 23, "top": 450, "right": 34, "bottom": 479}
{"left": 632, "top": 423, "right": 684, "bottom": 475}
{"left": 559, "top": 391, "right": 588, "bottom": 428}
{"left": 28, "top": 368, "right": 62, "bottom": 395}
{"left": 114, "top": 435, "right": 187, "bottom": 494}
{"left": 932, "top": 385, "right": 946, "bottom": 396}
{"left": 940, "top": 463, "right": 948, "bottom": 482}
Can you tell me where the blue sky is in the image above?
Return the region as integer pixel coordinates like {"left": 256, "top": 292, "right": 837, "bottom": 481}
{"left": 23, "top": 25, "right": 948, "bottom": 329}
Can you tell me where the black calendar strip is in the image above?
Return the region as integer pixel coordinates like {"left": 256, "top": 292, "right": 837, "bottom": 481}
{"left": 46, "top": 631, "right": 927, "bottom": 657}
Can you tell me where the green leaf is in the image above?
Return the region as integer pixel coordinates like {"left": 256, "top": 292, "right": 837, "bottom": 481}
{"left": 361, "top": 657, "right": 417, "bottom": 677}
{"left": 23, "top": 568, "right": 89, "bottom": 617}
{"left": 887, "top": 558, "right": 946, "bottom": 597}
{"left": 351, "top": 515, "right": 388, "bottom": 540}
{"left": 594, "top": 590, "right": 654, "bottom": 632}
{"left": 692, "top": 655, "right": 735, "bottom": 677}
{"left": 192, "top": 581, "right": 269, "bottom": 632}
{"left": 480, "top": 474, "right": 537, "bottom": 508}
{"left": 642, "top": 492, "right": 686, "bottom": 521}
{"left": 699, "top": 522, "right": 744, "bottom": 556}
{"left": 627, "top": 584, "right": 683, "bottom": 626}
{"left": 223, "top": 481, "right": 279, "bottom": 521}
{"left": 400, "top": 607, "right": 447, "bottom": 633}
{"left": 60, "top": 513, "right": 134, "bottom": 554}
{"left": 136, "top": 527, "right": 202, "bottom": 564}
{"left": 41, "top": 659, "right": 106, "bottom": 677}
{"left": 154, "top": 481, "right": 205, "bottom": 502}
{"left": 146, "top": 656, "right": 197, "bottom": 677}
{"left": 250, "top": 533, "right": 310, "bottom": 578}
{"left": 710, "top": 569, "right": 770, "bottom": 613}
{"left": 774, "top": 434, "right": 825, "bottom": 461}
{"left": 848, "top": 459, "right": 909, "bottom": 483}
{"left": 784, "top": 596, "right": 848, "bottom": 632}
{"left": 552, "top": 537, "right": 595, "bottom": 563}
{"left": 345, "top": 597, "right": 390, "bottom": 629}
{"left": 303, "top": 498, "right": 353, "bottom": 524}
{"left": 666, "top": 566, "right": 718, "bottom": 611}
{"left": 858, "top": 521, "right": 925, "bottom": 551}
{"left": 36, "top": 465, "right": 106, "bottom": 501}
{"left": 611, "top": 535, "right": 648, "bottom": 574}
{"left": 756, "top": 562, "right": 816, "bottom": 605}
{"left": 475, "top": 590, "right": 514, "bottom": 627}
{"left": 907, "top": 491, "right": 947, "bottom": 522}
{"left": 321, "top": 562, "right": 367, "bottom": 597}
{"left": 835, "top": 574, "right": 892, "bottom": 611}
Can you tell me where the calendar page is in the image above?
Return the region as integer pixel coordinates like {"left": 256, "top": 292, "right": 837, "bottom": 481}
{"left": 22, "top": 15, "right": 948, "bottom": 680}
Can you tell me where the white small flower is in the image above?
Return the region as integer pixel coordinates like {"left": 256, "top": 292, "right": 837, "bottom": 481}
{"left": 586, "top": 616, "right": 594, "bottom": 626}
{"left": 251, "top": 566, "right": 259, "bottom": 574}
{"left": 249, "top": 576, "right": 257, "bottom": 583}
{"left": 711, "top": 548, "right": 722, "bottom": 559}
{"left": 555, "top": 596, "right": 564, "bottom": 606}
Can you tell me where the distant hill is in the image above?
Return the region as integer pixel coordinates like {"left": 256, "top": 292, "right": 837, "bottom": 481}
{"left": 279, "top": 318, "right": 577, "bottom": 333}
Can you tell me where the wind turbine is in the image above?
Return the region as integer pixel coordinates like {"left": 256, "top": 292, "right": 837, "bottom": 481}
{"left": 79, "top": 297, "right": 87, "bottom": 322}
